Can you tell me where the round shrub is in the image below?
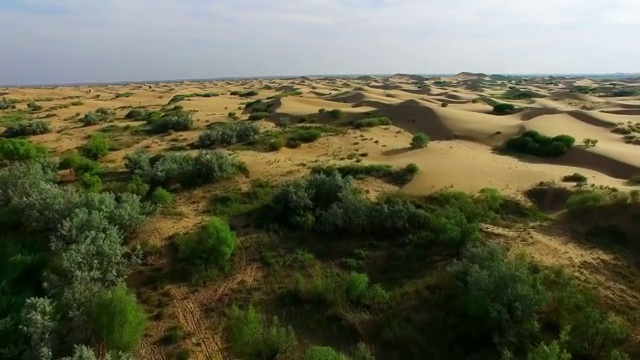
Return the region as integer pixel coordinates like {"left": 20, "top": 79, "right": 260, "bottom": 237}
{"left": 81, "top": 134, "right": 110, "bottom": 160}
{"left": 2, "top": 121, "right": 51, "bottom": 138}
{"left": 411, "top": 133, "right": 429, "bottom": 148}
{"left": 268, "top": 138, "right": 285, "bottom": 151}
{"left": 80, "top": 173, "right": 103, "bottom": 192}
{"left": 125, "top": 108, "right": 145, "bottom": 120}
{"left": 329, "top": 109, "right": 342, "bottom": 119}
{"left": 493, "top": 103, "right": 516, "bottom": 114}
{"left": 176, "top": 217, "right": 236, "bottom": 270}
{"left": 151, "top": 187, "right": 173, "bottom": 207}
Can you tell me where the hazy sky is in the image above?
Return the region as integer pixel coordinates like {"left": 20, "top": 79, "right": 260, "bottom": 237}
{"left": 1, "top": 0, "right": 638, "bottom": 85}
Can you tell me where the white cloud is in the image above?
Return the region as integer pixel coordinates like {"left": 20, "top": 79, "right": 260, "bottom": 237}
{"left": 1, "top": 0, "right": 639, "bottom": 84}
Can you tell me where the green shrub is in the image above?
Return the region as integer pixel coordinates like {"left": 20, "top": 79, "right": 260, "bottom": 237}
{"left": 311, "top": 163, "right": 418, "bottom": 186}
{"left": 176, "top": 217, "right": 236, "bottom": 273}
{"left": 230, "top": 91, "right": 241, "bottom": 96}
{"left": 227, "top": 305, "right": 297, "bottom": 359}
{"left": 198, "top": 121, "right": 260, "bottom": 148}
{"left": 565, "top": 190, "right": 606, "bottom": 212}
{"left": 2, "top": 121, "right": 51, "bottom": 138}
{"left": 89, "top": 285, "right": 147, "bottom": 352}
{"left": 168, "top": 94, "right": 189, "bottom": 104}
{"left": 239, "top": 90, "right": 259, "bottom": 97}
{"left": 163, "top": 325, "right": 185, "bottom": 344}
{"left": 248, "top": 112, "right": 271, "bottom": 121}
{"left": 149, "top": 111, "right": 194, "bottom": 133}
{"left": 125, "top": 108, "right": 145, "bottom": 120}
{"left": 318, "top": 108, "right": 326, "bottom": 114}
{"left": 81, "top": 111, "right": 110, "bottom": 126}
{"left": 27, "top": 101, "right": 42, "bottom": 111}
{"left": 268, "top": 138, "right": 285, "bottom": 151}
{"left": 562, "top": 173, "right": 587, "bottom": 183}
{"left": 329, "top": 109, "right": 342, "bottom": 119}
{"left": 505, "top": 130, "right": 574, "bottom": 157}
{"left": 276, "top": 116, "right": 291, "bottom": 129}
{"left": 0, "top": 138, "right": 48, "bottom": 162}
{"left": 81, "top": 134, "right": 110, "bottom": 160}
{"left": 351, "top": 116, "right": 391, "bottom": 128}
{"left": 453, "top": 245, "right": 548, "bottom": 350}
{"left": 410, "top": 133, "right": 429, "bottom": 148}
{"left": 493, "top": 103, "right": 516, "bottom": 114}
{"left": 289, "top": 128, "right": 322, "bottom": 143}
{"left": 151, "top": 187, "right": 173, "bottom": 207}
{"left": 305, "top": 346, "right": 350, "bottom": 360}
{"left": 60, "top": 152, "right": 101, "bottom": 175}
{"left": 80, "top": 173, "right": 102, "bottom": 192}
{"left": 0, "top": 98, "right": 17, "bottom": 110}
{"left": 126, "top": 175, "right": 150, "bottom": 196}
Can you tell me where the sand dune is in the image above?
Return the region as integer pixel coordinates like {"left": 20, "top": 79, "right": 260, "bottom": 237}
{"left": 3, "top": 72, "right": 640, "bottom": 198}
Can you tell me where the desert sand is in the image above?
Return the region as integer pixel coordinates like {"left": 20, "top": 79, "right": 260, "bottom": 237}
{"left": 3, "top": 73, "right": 640, "bottom": 196}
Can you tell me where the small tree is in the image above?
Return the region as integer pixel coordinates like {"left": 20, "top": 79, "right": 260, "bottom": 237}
{"left": 81, "top": 134, "right": 110, "bottom": 160}
{"left": 89, "top": 285, "right": 147, "bottom": 352}
{"left": 176, "top": 217, "right": 236, "bottom": 272}
{"left": 151, "top": 187, "right": 172, "bottom": 207}
{"left": 411, "top": 133, "right": 429, "bottom": 148}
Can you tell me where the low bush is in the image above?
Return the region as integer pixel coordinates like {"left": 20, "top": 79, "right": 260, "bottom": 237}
{"left": 126, "top": 175, "right": 150, "bottom": 196}
{"left": 293, "top": 268, "right": 390, "bottom": 311}
{"left": 239, "top": 90, "right": 259, "bottom": 97}
{"left": 351, "top": 116, "right": 391, "bottom": 128}
{"left": 176, "top": 217, "right": 236, "bottom": 275}
{"left": 27, "top": 101, "right": 42, "bottom": 111}
{"left": 226, "top": 305, "right": 297, "bottom": 359}
{"left": 2, "top": 121, "right": 51, "bottom": 137}
{"left": 562, "top": 173, "right": 587, "bottom": 183}
{"left": 148, "top": 111, "right": 194, "bottom": 133}
{"left": 151, "top": 187, "right": 172, "bottom": 207}
{"left": 126, "top": 150, "right": 246, "bottom": 189}
{"left": 329, "top": 109, "right": 342, "bottom": 119}
{"left": 276, "top": 116, "right": 291, "bottom": 129}
{"left": 168, "top": 94, "right": 189, "bottom": 104}
{"left": 60, "top": 152, "right": 101, "bottom": 175}
{"left": 125, "top": 108, "right": 145, "bottom": 120}
{"left": 81, "top": 134, "right": 110, "bottom": 160}
{"left": 411, "top": 133, "right": 429, "bottom": 148}
{"left": 268, "top": 138, "right": 285, "bottom": 151}
{"left": 0, "top": 138, "right": 48, "bottom": 162}
{"left": 311, "top": 163, "right": 419, "bottom": 186}
{"left": 493, "top": 103, "right": 516, "bottom": 114}
{"left": 305, "top": 346, "right": 350, "bottom": 360}
{"left": 289, "top": 128, "right": 322, "bottom": 143}
{"left": 80, "top": 173, "right": 102, "bottom": 192}
{"left": 81, "top": 111, "right": 111, "bottom": 126}
{"left": 248, "top": 112, "right": 271, "bottom": 121}
{"left": 0, "top": 98, "right": 17, "bottom": 110}
{"left": 565, "top": 190, "right": 607, "bottom": 212}
{"left": 198, "top": 121, "right": 260, "bottom": 148}
{"left": 505, "top": 130, "right": 574, "bottom": 157}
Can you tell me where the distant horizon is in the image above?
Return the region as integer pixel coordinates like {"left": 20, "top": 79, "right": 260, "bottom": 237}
{"left": 3, "top": 72, "right": 640, "bottom": 88}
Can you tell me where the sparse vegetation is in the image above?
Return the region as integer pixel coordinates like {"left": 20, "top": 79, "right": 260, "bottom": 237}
{"left": 582, "top": 138, "right": 598, "bottom": 147}
{"left": 351, "top": 116, "right": 391, "bottom": 128}
{"left": 493, "top": 103, "right": 516, "bottom": 114}
{"left": 2, "top": 120, "right": 51, "bottom": 137}
{"left": 311, "top": 163, "right": 419, "bottom": 186}
{"left": 562, "top": 173, "right": 588, "bottom": 183}
{"left": 198, "top": 121, "right": 260, "bottom": 148}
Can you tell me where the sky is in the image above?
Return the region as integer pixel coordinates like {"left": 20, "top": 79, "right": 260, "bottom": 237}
{"left": 1, "top": 0, "right": 639, "bottom": 85}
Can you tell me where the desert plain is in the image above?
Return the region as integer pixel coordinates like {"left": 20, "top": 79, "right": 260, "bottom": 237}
{"left": 3, "top": 72, "right": 640, "bottom": 359}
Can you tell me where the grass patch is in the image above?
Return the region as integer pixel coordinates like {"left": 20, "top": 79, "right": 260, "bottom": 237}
{"left": 0, "top": 110, "right": 31, "bottom": 126}
{"left": 210, "top": 180, "right": 276, "bottom": 218}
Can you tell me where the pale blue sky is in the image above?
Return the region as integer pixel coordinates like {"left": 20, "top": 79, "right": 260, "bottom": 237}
{"left": 1, "top": 0, "right": 638, "bottom": 85}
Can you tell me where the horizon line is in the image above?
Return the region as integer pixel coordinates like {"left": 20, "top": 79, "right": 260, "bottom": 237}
{"left": 3, "top": 72, "right": 640, "bottom": 88}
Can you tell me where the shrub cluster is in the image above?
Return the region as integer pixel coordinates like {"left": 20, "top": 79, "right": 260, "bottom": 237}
{"left": 562, "top": 173, "right": 587, "bottom": 183}
{"left": 411, "top": 133, "right": 429, "bottom": 148}
{"left": 148, "top": 110, "right": 194, "bottom": 133}
{"left": 329, "top": 109, "right": 342, "bottom": 119}
{"left": 26, "top": 101, "right": 42, "bottom": 111}
{"left": 311, "top": 163, "right": 419, "bottom": 186}
{"left": 248, "top": 112, "right": 271, "bottom": 121}
{"left": 176, "top": 217, "right": 236, "bottom": 277}
{"left": 81, "top": 133, "right": 110, "bottom": 160}
{"left": 60, "top": 152, "right": 101, "bottom": 175}
{"left": 505, "top": 130, "right": 575, "bottom": 157}
{"left": 493, "top": 103, "right": 516, "bottom": 114}
{"left": 124, "top": 148, "right": 247, "bottom": 189}
{"left": 351, "top": 116, "right": 391, "bottom": 128}
{"left": 0, "top": 97, "right": 17, "bottom": 110}
{"left": 81, "top": 110, "right": 111, "bottom": 126}
{"left": 288, "top": 128, "right": 322, "bottom": 143}
{"left": 0, "top": 138, "right": 48, "bottom": 162}
{"left": 293, "top": 268, "right": 390, "bottom": 311}
{"left": 226, "top": 305, "right": 296, "bottom": 359}
{"left": 198, "top": 121, "right": 260, "bottom": 148}
{"left": 2, "top": 120, "right": 51, "bottom": 138}
{"left": 125, "top": 108, "right": 145, "bottom": 120}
